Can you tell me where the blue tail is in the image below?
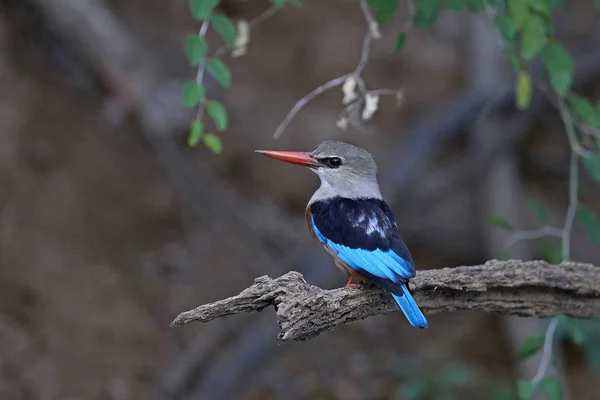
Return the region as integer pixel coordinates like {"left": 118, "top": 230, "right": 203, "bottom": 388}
{"left": 391, "top": 284, "right": 428, "bottom": 329}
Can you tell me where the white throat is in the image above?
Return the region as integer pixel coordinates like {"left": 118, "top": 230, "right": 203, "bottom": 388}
{"left": 308, "top": 169, "right": 382, "bottom": 205}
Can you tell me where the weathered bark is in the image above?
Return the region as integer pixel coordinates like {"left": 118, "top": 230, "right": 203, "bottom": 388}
{"left": 170, "top": 260, "right": 600, "bottom": 341}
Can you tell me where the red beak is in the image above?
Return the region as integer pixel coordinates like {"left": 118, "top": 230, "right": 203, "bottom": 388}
{"left": 255, "top": 150, "right": 320, "bottom": 168}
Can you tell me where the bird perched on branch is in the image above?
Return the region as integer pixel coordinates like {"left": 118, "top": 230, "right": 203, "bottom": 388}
{"left": 256, "top": 141, "right": 427, "bottom": 329}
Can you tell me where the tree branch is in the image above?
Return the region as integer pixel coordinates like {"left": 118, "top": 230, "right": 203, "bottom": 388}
{"left": 170, "top": 260, "right": 600, "bottom": 341}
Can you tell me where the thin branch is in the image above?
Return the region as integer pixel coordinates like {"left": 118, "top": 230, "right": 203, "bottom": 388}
{"left": 368, "top": 88, "right": 404, "bottom": 97}
{"left": 562, "top": 150, "right": 579, "bottom": 261}
{"left": 170, "top": 260, "right": 600, "bottom": 342}
{"left": 531, "top": 317, "right": 560, "bottom": 386}
{"left": 272, "top": 75, "right": 350, "bottom": 139}
{"left": 355, "top": 0, "right": 376, "bottom": 78}
{"left": 504, "top": 226, "right": 563, "bottom": 250}
{"left": 249, "top": 5, "right": 278, "bottom": 28}
{"left": 195, "top": 19, "right": 210, "bottom": 122}
{"left": 556, "top": 96, "right": 593, "bottom": 158}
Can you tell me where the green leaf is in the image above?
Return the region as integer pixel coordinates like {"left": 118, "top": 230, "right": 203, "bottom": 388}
{"left": 516, "top": 333, "right": 545, "bottom": 361}
{"left": 465, "top": 0, "right": 486, "bottom": 12}
{"left": 529, "top": 0, "right": 552, "bottom": 16}
{"left": 181, "top": 81, "right": 205, "bottom": 108}
{"left": 413, "top": 0, "right": 441, "bottom": 28}
{"left": 539, "top": 377, "right": 563, "bottom": 400}
{"left": 526, "top": 198, "right": 548, "bottom": 225}
{"left": 397, "top": 380, "right": 426, "bottom": 400}
{"left": 367, "top": 0, "right": 398, "bottom": 24}
{"left": 394, "top": 33, "right": 407, "bottom": 53}
{"left": 564, "top": 319, "right": 585, "bottom": 346}
{"left": 206, "top": 58, "right": 231, "bottom": 88}
{"left": 495, "top": 14, "right": 517, "bottom": 44}
{"left": 211, "top": 14, "right": 236, "bottom": 48}
{"left": 517, "top": 380, "right": 534, "bottom": 400}
{"left": 503, "top": 49, "right": 521, "bottom": 71}
{"left": 485, "top": 215, "right": 514, "bottom": 230}
{"left": 188, "top": 120, "right": 203, "bottom": 147}
{"left": 537, "top": 237, "right": 562, "bottom": 265}
{"left": 206, "top": 100, "right": 228, "bottom": 131}
{"left": 595, "top": 0, "right": 600, "bottom": 11}
{"left": 575, "top": 205, "right": 600, "bottom": 245}
{"left": 270, "top": 0, "right": 301, "bottom": 7}
{"left": 540, "top": 43, "right": 574, "bottom": 97}
{"left": 445, "top": 0, "right": 469, "bottom": 11}
{"left": 437, "top": 365, "right": 472, "bottom": 387}
{"left": 582, "top": 153, "right": 600, "bottom": 183}
{"left": 509, "top": 0, "right": 529, "bottom": 29}
{"left": 548, "top": 0, "right": 565, "bottom": 8}
{"left": 516, "top": 70, "right": 532, "bottom": 110}
{"left": 584, "top": 340, "right": 600, "bottom": 372}
{"left": 184, "top": 35, "right": 208, "bottom": 65}
{"left": 190, "top": 0, "right": 219, "bottom": 20}
{"left": 567, "top": 94, "right": 600, "bottom": 128}
{"left": 203, "top": 133, "right": 223, "bottom": 154}
{"left": 520, "top": 15, "right": 546, "bottom": 61}
{"left": 491, "top": 383, "right": 515, "bottom": 400}
{"left": 498, "top": 249, "right": 510, "bottom": 261}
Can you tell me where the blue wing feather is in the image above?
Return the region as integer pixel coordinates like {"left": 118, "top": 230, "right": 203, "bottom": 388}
{"left": 311, "top": 218, "right": 413, "bottom": 283}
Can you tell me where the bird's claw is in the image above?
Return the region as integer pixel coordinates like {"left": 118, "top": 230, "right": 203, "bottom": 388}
{"left": 344, "top": 282, "right": 363, "bottom": 288}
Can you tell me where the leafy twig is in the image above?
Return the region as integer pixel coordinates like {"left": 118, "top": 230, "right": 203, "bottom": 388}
{"left": 557, "top": 96, "right": 593, "bottom": 158}
{"left": 195, "top": 19, "right": 210, "bottom": 122}
{"left": 272, "top": 0, "right": 403, "bottom": 139}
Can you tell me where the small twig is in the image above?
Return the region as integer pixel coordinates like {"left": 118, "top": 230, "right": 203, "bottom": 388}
{"left": 504, "top": 226, "right": 563, "bottom": 250}
{"left": 562, "top": 150, "right": 579, "bottom": 261}
{"left": 531, "top": 317, "right": 560, "bottom": 386}
{"left": 272, "top": 75, "right": 351, "bottom": 139}
{"left": 355, "top": 0, "right": 375, "bottom": 79}
{"left": 194, "top": 19, "right": 211, "bottom": 122}
{"left": 557, "top": 97, "right": 593, "bottom": 158}
{"left": 368, "top": 88, "right": 404, "bottom": 97}
{"left": 249, "top": 5, "right": 278, "bottom": 27}
{"left": 537, "top": 81, "right": 595, "bottom": 154}
{"left": 404, "top": 0, "right": 415, "bottom": 36}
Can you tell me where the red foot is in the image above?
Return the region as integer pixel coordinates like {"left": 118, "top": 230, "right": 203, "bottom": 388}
{"left": 345, "top": 282, "right": 362, "bottom": 288}
{"left": 344, "top": 273, "right": 363, "bottom": 288}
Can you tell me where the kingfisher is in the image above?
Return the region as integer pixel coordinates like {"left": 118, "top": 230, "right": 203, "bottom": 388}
{"left": 255, "top": 141, "right": 427, "bottom": 329}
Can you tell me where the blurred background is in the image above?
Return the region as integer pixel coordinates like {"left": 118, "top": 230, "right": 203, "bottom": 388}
{"left": 1, "top": 0, "right": 600, "bottom": 399}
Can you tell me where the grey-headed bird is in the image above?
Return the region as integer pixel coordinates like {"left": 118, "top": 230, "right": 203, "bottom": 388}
{"left": 255, "top": 141, "right": 427, "bottom": 329}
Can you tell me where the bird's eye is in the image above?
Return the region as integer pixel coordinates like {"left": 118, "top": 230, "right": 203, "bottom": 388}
{"left": 323, "top": 157, "right": 342, "bottom": 168}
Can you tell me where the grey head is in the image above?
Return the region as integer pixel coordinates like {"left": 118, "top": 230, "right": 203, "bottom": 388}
{"left": 255, "top": 140, "right": 383, "bottom": 202}
{"left": 308, "top": 141, "right": 382, "bottom": 202}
